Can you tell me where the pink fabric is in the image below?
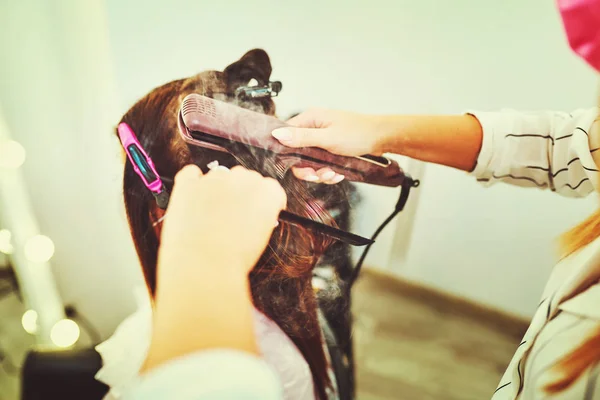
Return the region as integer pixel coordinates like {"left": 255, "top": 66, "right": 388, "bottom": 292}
{"left": 253, "top": 310, "right": 316, "bottom": 400}
{"left": 557, "top": 0, "right": 600, "bottom": 71}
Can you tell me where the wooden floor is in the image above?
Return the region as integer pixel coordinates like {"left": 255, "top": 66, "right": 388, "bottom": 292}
{"left": 352, "top": 269, "right": 528, "bottom": 400}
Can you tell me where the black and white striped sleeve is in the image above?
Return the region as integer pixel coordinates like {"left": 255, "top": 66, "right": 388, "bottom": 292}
{"left": 467, "top": 107, "right": 600, "bottom": 198}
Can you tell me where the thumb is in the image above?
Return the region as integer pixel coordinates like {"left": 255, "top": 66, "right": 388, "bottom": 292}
{"left": 271, "top": 127, "right": 330, "bottom": 149}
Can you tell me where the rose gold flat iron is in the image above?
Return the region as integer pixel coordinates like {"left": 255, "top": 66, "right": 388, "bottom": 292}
{"left": 178, "top": 94, "right": 407, "bottom": 187}
{"left": 176, "top": 94, "right": 419, "bottom": 251}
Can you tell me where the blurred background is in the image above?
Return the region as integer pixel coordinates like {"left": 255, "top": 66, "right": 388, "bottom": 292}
{"left": 0, "top": 0, "right": 597, "bottom": 399}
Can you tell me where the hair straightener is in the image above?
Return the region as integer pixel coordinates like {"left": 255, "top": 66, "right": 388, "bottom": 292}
{"left": 178, "top": 94, "right": 407, "bottom": 188}
{"left": 176, "top": 94, "right": 419, "bottom": 256}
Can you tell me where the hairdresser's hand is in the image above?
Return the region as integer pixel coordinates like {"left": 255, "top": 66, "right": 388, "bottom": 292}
{"left": 272, "top": 108, "right": 388, "bottom": 184}
{"left": 143, "top": 164, "right": 286, "bottom": 373}
{"left": 158, "top": 164, "right": 286, "bottom": 277}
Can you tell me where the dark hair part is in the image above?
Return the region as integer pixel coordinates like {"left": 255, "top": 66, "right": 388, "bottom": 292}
{"left": 117, "top": 49, "right": 335, "bottom": 399}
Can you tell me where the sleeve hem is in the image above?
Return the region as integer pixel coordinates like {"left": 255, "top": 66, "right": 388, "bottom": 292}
{"left": 465, "top": 111, "right": 497, "bottom": 178}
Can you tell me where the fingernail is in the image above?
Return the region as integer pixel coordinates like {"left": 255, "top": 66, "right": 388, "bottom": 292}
{"left": 272, "top": 128, "right": 292, "bottom": 142}
{"left": 320, "top": 170, "right": 336, "bottom": 181}
{"left": 274, "top": 220, "right": 279, "bottom": 228}
{"left": 304, "top": 175, "right": 320, "bottom": 182}
{"left": 331, "top": 174, "right": 345, "bottom": 184}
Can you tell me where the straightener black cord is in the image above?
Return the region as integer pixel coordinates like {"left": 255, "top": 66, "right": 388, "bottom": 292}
{"left": 349, "top": 177, "right": 419, "bottom": 286}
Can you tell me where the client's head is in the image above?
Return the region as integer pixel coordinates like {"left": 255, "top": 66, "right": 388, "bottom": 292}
{"left": 116, "top": 49, "right": 336, "bottom": 399}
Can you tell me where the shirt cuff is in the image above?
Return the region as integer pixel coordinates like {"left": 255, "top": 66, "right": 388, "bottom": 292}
{"left": 464, "top": 110, "right": 499, "bottom": 178}
{"left": 121, "top": 349, "right": 283, "bottom": 400}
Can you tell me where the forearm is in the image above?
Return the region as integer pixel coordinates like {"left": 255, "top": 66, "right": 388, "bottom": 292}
{"left": 141, "top": 267, "right": 257, "bottom": 373}
{"left": 377, "top": 114, "right": 483, "bottom": 172}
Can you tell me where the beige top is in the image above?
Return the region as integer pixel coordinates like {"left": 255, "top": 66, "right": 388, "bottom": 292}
{"left": 468, "top": 107, "right": 600, "bottom": 399}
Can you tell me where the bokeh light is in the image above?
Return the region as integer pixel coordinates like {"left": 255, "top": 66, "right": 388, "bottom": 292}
{"left": 50, "top": 319, "right": 80, "bottom": 348}
{"left": 24, "top": 235, "right": 55, "bottom": 263}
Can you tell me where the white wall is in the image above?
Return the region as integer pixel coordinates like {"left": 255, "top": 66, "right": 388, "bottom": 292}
{"left": 0, "top": 0, "right": 597, "bottom": 338}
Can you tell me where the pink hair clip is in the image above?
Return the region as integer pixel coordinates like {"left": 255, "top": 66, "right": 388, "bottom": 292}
{"left": 117, "top": 122, "right": 170, "bottom": 209}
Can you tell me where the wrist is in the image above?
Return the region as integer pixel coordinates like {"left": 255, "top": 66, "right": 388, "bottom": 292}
{"left": 372, "top": 115, "right": 411, "bottom": 155}
{"left": 144, "top": 274, "right": 256, "bottom": 372}
{"left": 155, "top": 259, "right": 250, "bottom": 312}
{"left": 158, "top": 244, "right": 251, "bottom": 283}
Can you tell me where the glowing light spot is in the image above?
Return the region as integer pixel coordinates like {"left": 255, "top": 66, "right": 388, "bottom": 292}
{"left": 24, "top": 235, "right": 55, "bottom": 263}
{"left": 0, "top": 140, "right": 26, "bottom": 168}
{"left": 22, "top": 309, "right": 38, "bottom": 334}
{"left": 51, "top": 319, "right": 80, "bottom": 348}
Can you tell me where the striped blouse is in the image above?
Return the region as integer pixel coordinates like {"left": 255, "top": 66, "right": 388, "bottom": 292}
{"left": 467, "top": 106, "right": 600, "bottom": 399}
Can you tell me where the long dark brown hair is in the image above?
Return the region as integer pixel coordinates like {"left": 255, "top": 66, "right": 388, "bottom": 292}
{"left": 116, "top": 49, "right": 334, "bottom": 399}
